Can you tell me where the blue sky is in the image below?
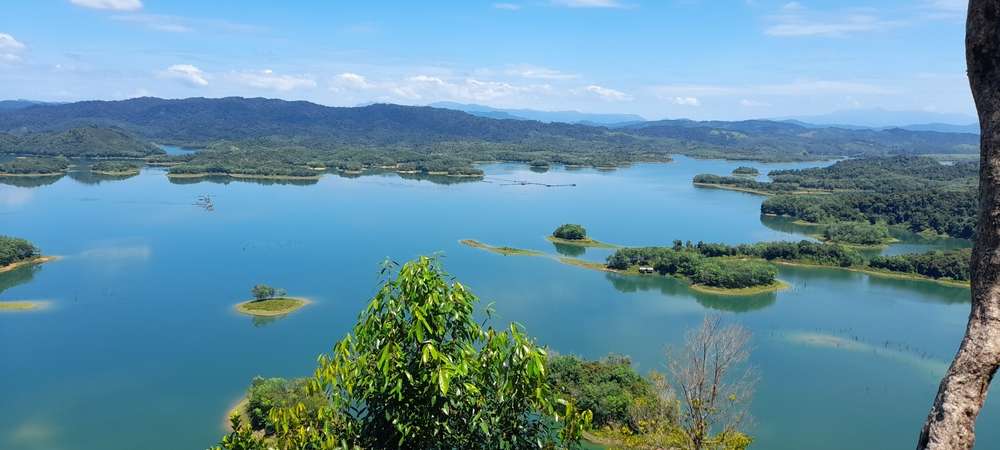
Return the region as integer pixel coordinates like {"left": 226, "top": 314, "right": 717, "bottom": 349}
{"left": 0, "top": 0, "right": 975, "bottom": 120}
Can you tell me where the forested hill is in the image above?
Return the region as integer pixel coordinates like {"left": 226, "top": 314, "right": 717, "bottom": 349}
{"left": 0, "top": 97, "right": 979, "bottom": 162}
{"left": 0, "top": 97, "right": 627, "bottom": 147}
{"left": 0, "top": 126, "right": 163, "bottom": 157}
{"left": 625, "top": 119, "right": 979, "bottom": 157}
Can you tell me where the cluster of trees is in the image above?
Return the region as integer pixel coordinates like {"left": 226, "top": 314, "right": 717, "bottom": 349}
{"left": 869, "top": 248, "right": 971, "bottom": 281}
{"left": 610, "top": 239, "right": 970, "bottom": 282}
{"left": 0, "top": 236, "right": 39, "bottom": 267}
{"left": 0, "top": 156, "right": 70, "bottom": 175}
{"left": 606, "top": 246, "right": 778, "bottom": 289}
{"left": 553, "top": 224, "right": 588, "bottom": 240}
{"left": 243, "top": 377, "right": 326, "bottom": 435}
{"left": 820, "top": 222, "right": 893, "bottom": 246}
{"left": 762, "top": 190, "right": 977, "bottom": 239}
{"left": 0, "top": 126, "right": 162, "bottom": 157}
{"left": 91, "top": 160, "right": 141, "bottom": 174}
{"left": 250, "top": 284, "right": 286, "bottom": 301}
{"left": 731, "top": 166, "right": 759, "bottom": 176}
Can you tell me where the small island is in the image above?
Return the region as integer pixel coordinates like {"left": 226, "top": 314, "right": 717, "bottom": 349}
{"left": 459, "top": 239, "right": 544, "bottom": 256}
{"left": 546, "top": 224, "right": 616, "bottom": 248}
{"left": 234, "top": 284, "right": 310, "bottom": 317}
{"left": 91, "top": 160, "right": 142, "bottom": 176}
{"left": 0, "top": 156, "right": 71, "bottom": 177}
{"left": 0, "top": 236, "right": 56, "bottom": 273}
{"left": 732, "top": 166, "right": 760, "bottom": 177}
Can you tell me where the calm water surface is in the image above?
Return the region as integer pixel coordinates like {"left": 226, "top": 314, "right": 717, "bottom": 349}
{"left": 0, "top": 156, "right": 990, "bottom": 450}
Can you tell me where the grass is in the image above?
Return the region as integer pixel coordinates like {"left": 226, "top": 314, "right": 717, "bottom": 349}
{"left": 556, "top": 256, "right": 614, "bottom": 272}
{"left": 546, "top": 235, "right": 618, "bottom": 248}
{"left": 0, "top": 255, "right": 58, "bottom": 274}
{"left": 689, "top": 280, "right": 791, "bottom": 296}
{"left": 459, "top": 239, "right": 545, "bottom": 256}
{"left": 234, "top": 297, "right": 311, "bottom": 317}
{"left": 0, "top": 300, "right": 50, "bottom": 312}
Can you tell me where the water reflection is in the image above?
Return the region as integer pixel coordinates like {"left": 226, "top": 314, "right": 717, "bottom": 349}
{"left": 0, "top": 265, "right": 40, "bottom": 296}
{"left": 0, "top": 175, "right": 64, "bottom": 188}
{"left": 167, "top": 175, "right": 319, "bottom": 186}
{"left": 551, "top": 242, "right": 585, "bottom": 257}
{"left": 604, "top": 272, "right": 777, "bottom": 313}
{"left": 68, "top": 170, "right": 138, "bottom": 185}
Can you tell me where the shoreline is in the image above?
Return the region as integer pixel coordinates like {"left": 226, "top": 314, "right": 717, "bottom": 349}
{"left": 168, "top": 172, "right": 322, "bottom": 181}
{"left": 0, "top": 172, "right": 68, "bottom": 178}
{"left": 772, "top": 260, "right": 970, "bottom": 288}
{"left": 0, "top": 256, "right": 59, "bottom": 274}
{"left": 0, "top": 300, "right": 52, "bottom": 313}
{"left": 459, "top": 239, "right": 546, "bottom": 256}
{"left": 546, "top": 236, "right": 618, "bottom": 248}
{"left": 692, "top": 182, "right": 832, "bottom": 196}
{"left": 234, "top": 297, "right": 312, "bottom": 317}
{"left": 93, "top": 170, "right": 140, "bottom": 176}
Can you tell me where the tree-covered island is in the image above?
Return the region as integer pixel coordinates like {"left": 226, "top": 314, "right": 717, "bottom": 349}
{"left": 547, "top": 224, "right": 616, "bottom": 248}
{"left": 91, "top": 160, "right": 142, "bottom": 176}
{"left": 0, "top": 236, "right": 55, "bottom": 273}
{"left": 234, "top": 284, "right": 310, "bottom": 317}
{"left": 0, "top": 156, "right": 70, "bottom": 176}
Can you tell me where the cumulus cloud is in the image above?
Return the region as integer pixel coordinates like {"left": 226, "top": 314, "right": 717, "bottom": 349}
{"left": 232, "top": 69, "right": 317, "bottom": 91}
{"left": 69, "top": 0, "right": 143, "bottom": 11}
{"left": 0, "top": 33, "right": 26, "bottom": 62}
{"left": 334, "top": 72, "right": 373, "bottom": 90}
{"left": 740, "top": 99, "right": 770, "bottom": 107}
{"left": 581, "top": 84, "right": 631, "bottom": 101}
{"left": 671, "top": 96, "right": 701, "bottom": 106}
{"left": 402, "top": 75, "right": 547, "bottom": 102}
{"left": 494, "top": 3, "right": 522, "bottom": 10}
{"left": 552, "top": 0, "right": 624, "bottom": 7}
{"left": 161, "top": 64, "right": 208, "bottom": 87}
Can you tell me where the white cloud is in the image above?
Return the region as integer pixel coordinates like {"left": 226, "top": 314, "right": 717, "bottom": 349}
{"left": 582, "top": 84, "right": 632, "bottom": 101}
{"left": 69, "top": 0, "right": 142, "bottom": 11}
{"left": 505, "top": 65, "right": 578, "bottom": 80}
{"left": 110, "top": 14, "right": 263, "bottom": 34}
{"left": 552, "top": 0, "right": 624, "bottom": 8}
{"left": 232, "top": 69, "right": 317, "bottom": 91}
{"left": 161, "top": 64, "right": 208, "bottom": 87}
{"left": 336, "top": 72, "right": 372, "bottom": 90}
{"left": 765, "top": 4, "right": 901, "bottom": 37}
{"left": 494, "top": 3, "right": 522, "bottom": 10}
{"left": 403, "top": 75, "right": 546, "bottom": 102}
{"left": 0, "top": 33, "right": 26, "bottom": 62}
{"left": 672, "top": 96, "right": 701, "bottom": 106}
{"left": 740, "top": 99, "right": 770, "bottom": 107}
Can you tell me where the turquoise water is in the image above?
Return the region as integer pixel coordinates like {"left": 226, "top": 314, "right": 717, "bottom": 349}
{"left": 0, "top": 156, "right": 991, "bottom": 450}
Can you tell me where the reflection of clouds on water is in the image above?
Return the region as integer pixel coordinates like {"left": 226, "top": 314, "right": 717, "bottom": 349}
{"left": 779, "top": 330, "right": 948, "bottom": 378}
{"left": 7, "top": 420, "right": 60, "bottom": 450}
{"left": 0, "top": 186, "right": 33, "bottom": 207}
{"left": 78, "top": 244, "right": 152, "bottom": 262}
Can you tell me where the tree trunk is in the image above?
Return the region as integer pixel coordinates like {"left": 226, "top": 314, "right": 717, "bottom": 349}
{"left": 918, "top": 1, "right": 1000, "bottom": 449}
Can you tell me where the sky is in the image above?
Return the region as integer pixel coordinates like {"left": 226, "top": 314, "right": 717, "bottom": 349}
{"left": 0, "top": 0, "right": 976, "bottom": 120}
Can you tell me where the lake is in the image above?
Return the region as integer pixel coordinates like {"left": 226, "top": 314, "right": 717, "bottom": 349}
{"left": 0, "top": 156, "right": 989, "bottom": 450}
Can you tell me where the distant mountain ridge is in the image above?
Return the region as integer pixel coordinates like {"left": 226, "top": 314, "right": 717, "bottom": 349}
{"left": 428, "top": 101, "right": 645, "bottom": 125}
{"left": 776, "top": 108, "right": 979, "bottom": 133}
{"left": 0, "top": 97, "right": 980, "bottom": 163}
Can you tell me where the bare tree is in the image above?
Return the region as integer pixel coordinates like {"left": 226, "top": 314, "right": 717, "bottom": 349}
{"left": 918, "top": 2, "right": 1000, "bottom": 449}
{"left": 670, "top": 316, "right": 756, "bottom": 450}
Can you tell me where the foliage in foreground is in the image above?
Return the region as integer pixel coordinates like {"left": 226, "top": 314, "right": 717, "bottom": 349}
{"left": 213, "top": 257, "right": 591, "bottom": 450}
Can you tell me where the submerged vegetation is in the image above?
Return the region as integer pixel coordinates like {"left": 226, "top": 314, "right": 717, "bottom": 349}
{"left": 0, "top": 300, "right": 50, "bottom": 312}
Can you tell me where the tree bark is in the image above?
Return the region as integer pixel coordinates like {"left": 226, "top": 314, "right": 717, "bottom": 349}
{"left": 918, "top": 1, "right": 1000, "bottom": 449}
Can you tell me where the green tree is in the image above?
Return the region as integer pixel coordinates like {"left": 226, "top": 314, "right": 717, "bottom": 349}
{"left": 214, "top": 257, "right": 590, "bottom": 449}
{"left": 251, "top": 284, "right": 276, "bottom": 301}
{"left": 553, "top": 224, "right": 587, "bottom": 241}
